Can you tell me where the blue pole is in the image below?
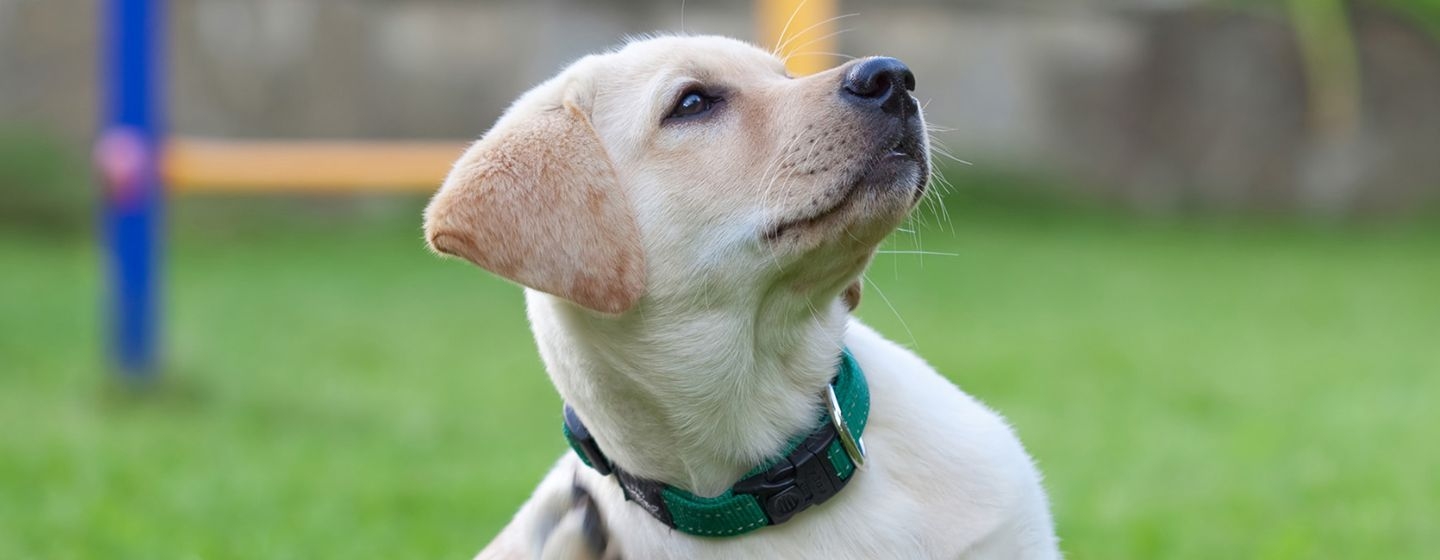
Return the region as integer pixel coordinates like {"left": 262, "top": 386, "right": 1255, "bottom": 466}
{"left": 98, "top": 0, "right": 165, "bottom": 381}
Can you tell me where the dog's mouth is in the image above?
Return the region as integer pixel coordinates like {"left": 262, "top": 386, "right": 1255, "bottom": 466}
{"left": 886, "top": 129, "right": 925, "bottom": 164}
{"left": 763, "top": 125, "right": 928, "bottom": 241}
{"left": 763, "top": 181, "right": 865, "bottom": 241}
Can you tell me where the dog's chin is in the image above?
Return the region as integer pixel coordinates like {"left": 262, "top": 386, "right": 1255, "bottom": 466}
{"left": 849, "top": 158, "right": 927, "bottom": 234}
{"left": 764, "top": 155, "right": 926, "bottom": 245}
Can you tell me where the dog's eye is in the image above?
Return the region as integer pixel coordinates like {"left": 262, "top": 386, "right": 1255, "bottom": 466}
{"left": 666, "top": 91, "right": 719, "bottom": 121}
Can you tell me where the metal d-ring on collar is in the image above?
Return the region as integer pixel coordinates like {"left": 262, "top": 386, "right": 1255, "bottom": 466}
{"left": 826, "top": 383, "right": 866, "bottom": 468}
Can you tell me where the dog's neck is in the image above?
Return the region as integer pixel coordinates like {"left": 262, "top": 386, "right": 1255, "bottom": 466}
{"left": 527, "top": 289, "right": 849, "bottom": 497}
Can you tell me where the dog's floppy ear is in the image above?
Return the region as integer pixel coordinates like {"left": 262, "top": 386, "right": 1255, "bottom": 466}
{"left": 424, "top": 99, "right": 644, "bottom": 314}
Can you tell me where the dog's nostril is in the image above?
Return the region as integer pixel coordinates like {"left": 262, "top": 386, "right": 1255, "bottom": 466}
{"left": 843, "top": 75, "right": 886, "bottom": 99}
{"left": 843, "top": 74, "right": 887, "bottom": 100}
{"left": 842, "top": 57, "right": 916, "bottom": 100}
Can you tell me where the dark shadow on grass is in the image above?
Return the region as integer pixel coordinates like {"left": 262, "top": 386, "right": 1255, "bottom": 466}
{"left": 96, "top": 369, "right": 211, "bottom": 413}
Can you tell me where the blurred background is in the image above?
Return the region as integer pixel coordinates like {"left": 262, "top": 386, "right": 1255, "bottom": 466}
{"left": 1, "top": 0, "right": 1437, "bottom": 558}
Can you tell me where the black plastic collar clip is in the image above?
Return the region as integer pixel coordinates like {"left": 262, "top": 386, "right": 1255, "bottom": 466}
{"left": 732, "top": 423, "right": 846, "bottom": 525}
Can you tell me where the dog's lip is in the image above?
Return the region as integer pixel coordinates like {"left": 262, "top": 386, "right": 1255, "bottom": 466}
{"left": 888, "top": 127, "right": 925, "bottom": 161}
{"left": 885, "top": 137, "right": 907, "bottom": 158}
{"left": 762, "top": 181, "right": 863, "bottom": 241}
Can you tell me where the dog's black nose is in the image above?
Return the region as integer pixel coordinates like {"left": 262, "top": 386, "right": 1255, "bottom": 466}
{"left": 841, "top": 57, "right": 916, "bottom": 117}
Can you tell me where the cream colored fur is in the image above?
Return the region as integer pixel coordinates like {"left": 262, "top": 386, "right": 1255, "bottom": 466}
{"left": 425, "top": 35, "right": 1059, "bottom": 559}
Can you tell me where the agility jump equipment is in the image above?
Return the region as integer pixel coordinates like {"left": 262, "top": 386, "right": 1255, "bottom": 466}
{"left": 97, "top": 0, "right": 837, "bottom": 379}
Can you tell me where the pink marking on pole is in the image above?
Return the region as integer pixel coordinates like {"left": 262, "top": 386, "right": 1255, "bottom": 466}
{"left": 95, "top": 127, "right": 150, "bottom": 206}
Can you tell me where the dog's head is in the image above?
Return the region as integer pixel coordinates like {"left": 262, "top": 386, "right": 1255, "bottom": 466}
{"left": 425, "top": 35, "right": 928, "bottom": 315}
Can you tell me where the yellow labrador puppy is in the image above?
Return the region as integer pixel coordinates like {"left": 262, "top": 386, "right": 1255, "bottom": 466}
{"left": 425, "top": 35, "right": 1059, "bottom": 559}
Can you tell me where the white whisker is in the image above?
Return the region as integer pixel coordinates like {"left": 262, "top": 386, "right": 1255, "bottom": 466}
{"left": 783, "top": 51, "right": 859, "bottom": 62}
{"left": 876, "top": 250, "right": 958, "bottom": 257}
{"left": 781, "top": 28, "right": 854, "bottom": 65}
{"left": 771, "top": 0, "right": 811, "bottom": 55}
{"left": 864, "top": 273, "right": 918, "bottom": 349}
{"left": 775, "top": 13, "right": 860, "bottom": 54}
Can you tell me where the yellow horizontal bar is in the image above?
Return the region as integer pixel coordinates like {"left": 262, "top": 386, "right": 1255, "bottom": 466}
{"left": 163, "top": 137, "right": 469, "bottom": 194}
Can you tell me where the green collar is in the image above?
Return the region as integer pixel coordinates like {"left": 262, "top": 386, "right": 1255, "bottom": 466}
{"left": 562, "top": 349, "right": 871, "bottom": 537}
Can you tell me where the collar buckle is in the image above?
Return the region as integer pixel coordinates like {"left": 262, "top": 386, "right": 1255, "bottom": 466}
{"left": 732, "top": 424, "right": 846, "bottom": 525}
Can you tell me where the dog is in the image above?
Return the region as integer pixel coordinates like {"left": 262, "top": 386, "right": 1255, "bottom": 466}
{"left": 424, "top": 35, "right": 1059, "bottom": 559}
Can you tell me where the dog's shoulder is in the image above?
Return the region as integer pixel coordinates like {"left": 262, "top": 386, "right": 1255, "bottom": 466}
{"left": 843, "top": 319, "right": 1058, "bottom": 556}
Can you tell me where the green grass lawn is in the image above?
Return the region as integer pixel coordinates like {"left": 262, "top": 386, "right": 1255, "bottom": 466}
{"left": 2, "top": 196, "right": 1437, "bottom": 559}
